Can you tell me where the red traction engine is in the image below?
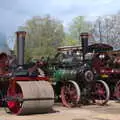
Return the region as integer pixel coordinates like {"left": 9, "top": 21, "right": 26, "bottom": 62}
{"left": 0, "top": 31, "right": 54, "bottom": 115}
{"left": 88, "top": 43, "right": 120, "bottom": 100}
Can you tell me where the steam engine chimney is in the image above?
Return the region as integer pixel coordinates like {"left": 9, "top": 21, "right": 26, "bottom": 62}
{"left": 16, "top": 31, "right": 26, "bottom": 66}
{"left": 80, "top": 32, "right": 89, "bottom": 61}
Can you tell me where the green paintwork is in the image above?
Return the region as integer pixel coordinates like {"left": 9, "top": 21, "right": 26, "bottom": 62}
{"left": 53, "top": 69, "right": 77, "bottom": 82}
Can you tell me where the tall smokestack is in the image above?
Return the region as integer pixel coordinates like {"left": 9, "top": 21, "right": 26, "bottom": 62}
{"left": 80, "top": 32, "right": 89, "bottom": 61}
{"left": 16, "top": 31, "right": 26, "bottom": 66}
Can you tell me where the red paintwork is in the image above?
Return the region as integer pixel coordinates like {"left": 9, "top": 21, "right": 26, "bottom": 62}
{"left": 92, "top": 52, "right": 120, "bottom": 76}
{"left": 9, "top": 76, "right": 49, "bottom": 95}
{"left": 7, "top": 75, "right": 50, "bottom": 114}
{"left": 12, "top": 76, "right": 49, "bottom": 81}
{"left": 7, "top": 84, "right": 23, "bottom": 114}
{"left": 91, "top": 49, "right": 120, "bottom": 98}
{"left": 100, "top": 68, "right": 120, "bottom": 74}
{"left": 93, "top": 82, "right": 107, "bottom": 104}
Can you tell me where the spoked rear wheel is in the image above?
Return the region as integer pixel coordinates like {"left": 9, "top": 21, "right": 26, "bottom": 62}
{"left": 114, "top": 80, "right": 120, "bottom": 100}
{"left": 92, "top": 80, "right": 110, "bottom": 105}
{"left": 61, "top": 80, "right": 80, "bottom": 107}
{"left": 7, "top": 83, "right": 23, "bottom": 114}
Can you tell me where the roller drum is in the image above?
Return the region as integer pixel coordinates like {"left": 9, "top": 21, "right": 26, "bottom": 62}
{"left": 7, "top": 81, "right": 54, "bottom": 115}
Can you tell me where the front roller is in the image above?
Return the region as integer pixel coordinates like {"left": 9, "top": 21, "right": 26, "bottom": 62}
{"left": 7, "top": 81, "right": 54, "bottom": 115}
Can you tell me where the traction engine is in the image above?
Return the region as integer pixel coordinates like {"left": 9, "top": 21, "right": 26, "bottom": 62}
{"left": 41, "top": 33, "right": 110, "bottom": 107}
{"left": 88, "top": 43, "right": 120, "bottom": 100}
{"left": 0, "top": 31, "right": 54, "bottom": 115}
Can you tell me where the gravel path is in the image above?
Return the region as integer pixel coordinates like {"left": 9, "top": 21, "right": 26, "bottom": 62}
{"left": 0, "top": 101, "right": 120, "bottom": 120}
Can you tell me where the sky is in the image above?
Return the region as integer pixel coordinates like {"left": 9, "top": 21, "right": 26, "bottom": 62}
{"left": 0, "top": 0, "right": 120, "bottom": 49}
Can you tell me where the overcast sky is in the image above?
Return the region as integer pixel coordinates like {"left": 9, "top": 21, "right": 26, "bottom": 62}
{"left": 0, "top": 0, "right": 120, "bottom": 48}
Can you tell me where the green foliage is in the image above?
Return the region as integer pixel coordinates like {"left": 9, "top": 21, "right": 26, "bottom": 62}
{"left": 24, "top": 48, "right": 33, "bottom": 62}
{"left": 69, "top": 16, "right": 92, "bottom": 40}
{"left": 15, "top": 15, "right": 98, "bottom": 61}
{"left": 14, "top": 13, "right": 120, "bottom": 59}
{"left": 17, "top": 15, "right": 65, "bottom": 60}
{"left": 62, "top": 33, "right": 79, "bottom": 46}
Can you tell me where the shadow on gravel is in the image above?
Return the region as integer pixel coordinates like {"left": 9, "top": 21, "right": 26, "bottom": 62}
{"left": 4, "top": 108, "right": 60, "bottom": 116}
{"left": 73, "top": 118, "right": 110, "bottom": 120}
{"left": 72, "top": 118, "right": 88, "bottom": 120}
{"left": 82, "top": 104, "right": 120, "bottom": 114}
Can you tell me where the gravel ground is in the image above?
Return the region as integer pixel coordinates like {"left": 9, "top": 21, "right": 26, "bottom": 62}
{"left": 0, "top": 101, "right": 120, "bottom": 120}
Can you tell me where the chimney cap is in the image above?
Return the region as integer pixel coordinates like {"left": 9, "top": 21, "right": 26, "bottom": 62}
{"left": 16, "top": 31, "right": 26, "bottom": 37}
{"left": 80, "top": 32, "right": 89, "bottom": 39}
{"left": 80, "top": 32, "right": 89, "bottom": 36}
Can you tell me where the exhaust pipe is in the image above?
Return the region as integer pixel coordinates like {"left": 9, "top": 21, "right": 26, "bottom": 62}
{"left": 80, "top": 32, "right": 89, "bottom": 61}
{"left": 16, "top": 31, "right": 26, "bottom": 66}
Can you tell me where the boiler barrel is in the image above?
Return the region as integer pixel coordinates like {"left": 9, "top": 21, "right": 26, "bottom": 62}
{"left": 54, "top": 69, "right": 77, "bottom": 82}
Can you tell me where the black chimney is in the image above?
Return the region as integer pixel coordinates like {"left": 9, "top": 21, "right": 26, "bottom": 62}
{"left": 80, "top": 32, "right": 89, "bottom": 61}
{"left": 16, "top": 31, "right": 26, "bottom": 66}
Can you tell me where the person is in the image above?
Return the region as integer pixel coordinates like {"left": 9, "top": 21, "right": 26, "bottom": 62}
{"left": 0, "top": 53, "right": 8, "bottom": 75}
{"left": 92, "top": 53, "right": 105, "bottom": 73}
{"left": 113, "top": 54, "right": 120, "bottom": 68}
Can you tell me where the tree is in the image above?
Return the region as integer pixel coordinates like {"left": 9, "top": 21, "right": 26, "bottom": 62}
{"left": 69, "top": 16, "right": 92, "bottom": 38}
{"left": 62, "top": 33, "right": 78, "bottom": 46}
{"left": 91, "top": 14, "right": 120, "bottom": 49}
{"left": 91, "top": 16, "right": 110, "bottom": 43}
{"left": 68, "top": 16, "right": 94, "bottom": 45}
{"left": 17, "top": 15, "right": 65, "bottom": 61}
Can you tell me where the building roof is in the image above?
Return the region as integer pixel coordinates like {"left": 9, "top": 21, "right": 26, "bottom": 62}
{"left": 88, "top": 43, "right": 113, "bottom": 52}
